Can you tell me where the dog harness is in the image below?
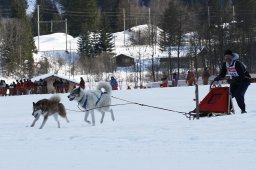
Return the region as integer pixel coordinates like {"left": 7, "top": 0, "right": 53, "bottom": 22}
{"left": 78, "top": 93, "right": 88, "bottom": 109}
{"left": 80, "top": 91, "right": 107, "bottom": 109}
{"left": 95, "top": 91, "right": 107, "bottom": 106}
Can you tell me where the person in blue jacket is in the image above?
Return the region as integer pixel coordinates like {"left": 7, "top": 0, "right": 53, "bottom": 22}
{"left": 214, "top": 49, "right": 251, "bottom": 113}
{"left": 110, "top": 76, "right": 118, "bottom": 90}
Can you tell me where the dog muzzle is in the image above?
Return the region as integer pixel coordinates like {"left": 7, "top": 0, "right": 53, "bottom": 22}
{"left": 68, "top": 94, "right": 78, "bottom": 101}
{"left": 32, "top": 109, "right": 41, "bottom": 118}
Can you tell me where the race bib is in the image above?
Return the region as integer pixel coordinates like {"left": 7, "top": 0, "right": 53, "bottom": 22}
{"left": 227, "top": 68, "right": 239, "bottom": 76}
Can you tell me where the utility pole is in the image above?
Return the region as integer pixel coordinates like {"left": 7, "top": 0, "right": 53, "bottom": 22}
{"left": 65, "top": 18, "right": 68, "bottom": 52}
{"left": 19, "top": 45, "right": 22, "bottom": 78}
{"left": 232, "top": 4, "right": 235, "bottom": 21}
{"left": 50, "top": 20, "right": 53, "bottom": 32}
{"left": 37, "top": 5, "right": 40, "bottom": 51}
{"left": 149, "top": 8, "right": 155, "bottom": 82}
{"left": 123, "top": 8, "right": 126, "bottom": 46}
{"left": 0, "top": 47, "right": 2, "bottom": 76}
{"left": 69, "top": 40, "right": 71, "bottom": 79}
{"left": 207, "top": 5, "right": 210, "bottom": 27}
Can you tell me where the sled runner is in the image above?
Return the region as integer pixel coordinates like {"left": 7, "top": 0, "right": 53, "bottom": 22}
{"left": 188, "top": 81, "right": 235, "bottom": 119}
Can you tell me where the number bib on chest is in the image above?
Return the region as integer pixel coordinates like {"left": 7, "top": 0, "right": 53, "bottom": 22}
{"left": 227, "top": 67, "right": 239, "bottom": 76}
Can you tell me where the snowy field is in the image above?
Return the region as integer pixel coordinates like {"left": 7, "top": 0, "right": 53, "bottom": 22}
{"left": 0, "top": 83, "right": 256, "bottom": 170}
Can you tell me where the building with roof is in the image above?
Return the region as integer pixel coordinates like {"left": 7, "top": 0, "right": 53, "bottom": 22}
{"left": 31, "top": 73, "right": 79, "bottom": 93}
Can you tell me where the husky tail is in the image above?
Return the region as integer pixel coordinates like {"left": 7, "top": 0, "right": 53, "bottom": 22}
{"left": 96, "top": 81, "right": 112, "bottom": 94}
{"left": 49, "top": 95, "right": 61, "bottom": 103}
{"left": 58, "top": 103, "right": 69, "bottom": 122}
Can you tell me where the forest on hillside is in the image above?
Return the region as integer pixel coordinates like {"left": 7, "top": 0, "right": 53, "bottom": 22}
{"left": 0, "top": 0, "right": 256, "bottom": 80}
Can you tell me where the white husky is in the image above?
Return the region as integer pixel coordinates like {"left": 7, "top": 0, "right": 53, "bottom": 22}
{"left": 68, "top": 81, "right": 115, "bottom": 126}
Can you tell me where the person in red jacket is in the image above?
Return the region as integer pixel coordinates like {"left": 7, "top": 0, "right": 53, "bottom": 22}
{"left": 16, "top": 80, "right": 21, "bottom": 95}
{"left": 79, "top": 77, "right": 85, "bottom": 89}
{"left": 186, "top": 71, "right": 195, "bottom": 86}
{"left": 110, "top": 76, "right": 118, "bottom": 90}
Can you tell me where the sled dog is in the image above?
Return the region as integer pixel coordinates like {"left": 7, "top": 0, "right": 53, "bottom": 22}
{"left": 68, "top": 81, "right": 115, "bottom": 126}
{"left": 31, "top": 95, "right": 69, "bottom": 129}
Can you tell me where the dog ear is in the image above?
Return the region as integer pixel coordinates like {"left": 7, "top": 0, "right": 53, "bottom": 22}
{"left": 33, "top": 102, "right": 35, "bottom": 106}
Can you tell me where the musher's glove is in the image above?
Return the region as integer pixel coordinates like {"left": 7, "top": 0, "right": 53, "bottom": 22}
{"left": 227, "top": 79, "right": 233, "bottom": 84}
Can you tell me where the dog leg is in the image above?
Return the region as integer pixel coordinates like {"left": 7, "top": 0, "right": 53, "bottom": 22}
{"left": 84, "top": 111, "right": 91, "bottom": 124}
{"left": 91, "top": 110, "right": 95, "bottom": 126}
{"left": 39, "top": 116, "right": 48, "bottom": 129}
{"left": 110, "top": 109, "right": 115, "bottom": 121}
{"left": 100, "top": 111, "right": 105, "bottom": 124}
{"left": 53, "top": 113, "right": 60, "bottom": 128}
{"left": 65, "top": 116, "right": 70, "bottom": 123}
{"left": 30, "top": 114, "right": 40, "bottom": 127}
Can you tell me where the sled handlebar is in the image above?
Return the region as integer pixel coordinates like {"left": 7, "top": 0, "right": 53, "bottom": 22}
{"left": 210, "top": 80, "right": 221, "bottom": 89}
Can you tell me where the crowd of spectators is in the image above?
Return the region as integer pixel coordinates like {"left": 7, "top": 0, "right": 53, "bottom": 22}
{"left": 0, "top": 78, "right": 71, "bottom": 96}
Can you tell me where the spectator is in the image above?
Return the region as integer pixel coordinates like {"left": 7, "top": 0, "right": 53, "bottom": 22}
{"left": 110, "top": 76, "right": 118, "bottom": 90}
{"left": 0, "top": 80, "right": 7, "bottom": 96}
{"left": 23, "top": 79, "right": 29, "bottom": 94}
{"left": 53, "top": 79, "right": 58, "bottom": 93}
{"left": 0, "top": 80, "right": 6, "bottom": 87}
{"left": 59, "top": 79, "right": 64, "bottom": 93}
{"left": 160, "top": 72, "right": 168, "bottom": 87}
{"left": 64, "top": 81, "right": 70, "bottom": 93}
{"left": 186, "top": 71, "right": 196, "bottom": 86}
{"left": 42, "top": 80, "right": 48, "bottom": 94}
{"left": 202, "top": 67, "right": 211, "bottom": 85}
{"left": 172, "top": 72, "right": 178, "bottom": 87}
{"left": 79, "top": 77, "right": 85, "bottom": 89}
{"left": 214, "top": 49, "right": 251, "bottom": 113}
{"left": 9, "top": 82, "right": 16, "bottom": 96}
{"left": 16, "top": 80, "right": 21, "bottom": 95}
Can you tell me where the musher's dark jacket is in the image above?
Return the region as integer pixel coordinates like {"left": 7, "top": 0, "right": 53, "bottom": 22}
{"left": 218, "top": 60, "right": 251, "bottom": 84}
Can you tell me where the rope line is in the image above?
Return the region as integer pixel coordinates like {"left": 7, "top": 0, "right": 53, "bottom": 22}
{"left": 66, "top": 102, "right": 134, "bottom": 112}
{"left": 66, "top": 96, "right": 192, "bottom": 119}
{"left": 111, "top": 96, "right": 191, "bottom": 117}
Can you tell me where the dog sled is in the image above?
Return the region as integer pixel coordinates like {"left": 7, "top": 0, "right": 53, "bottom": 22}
{"left": 187, "top": 81, "right": 235, "bottom": 119}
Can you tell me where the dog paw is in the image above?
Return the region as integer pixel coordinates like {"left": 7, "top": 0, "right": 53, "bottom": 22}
{"left": 85, "top": 120, "right": 91, "bottom": 124}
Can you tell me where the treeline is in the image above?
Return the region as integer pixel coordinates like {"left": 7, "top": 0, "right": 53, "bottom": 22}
{"left": 0, "top": 0, "right": 256, "bottom": 79}
{"left": 157, "top": 0, "right": 256, "bottom": 78}
{"left": 0, "top": 0, "right": 35, "bottom": 78}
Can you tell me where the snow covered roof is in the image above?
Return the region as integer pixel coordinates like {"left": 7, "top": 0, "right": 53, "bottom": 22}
{"left": 31, "top": 73, "right": 79, "bottom": 84}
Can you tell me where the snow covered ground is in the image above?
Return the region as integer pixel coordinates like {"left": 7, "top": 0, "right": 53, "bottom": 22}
{"left": 0, "top": 83, "right": 255, "bottom": 170}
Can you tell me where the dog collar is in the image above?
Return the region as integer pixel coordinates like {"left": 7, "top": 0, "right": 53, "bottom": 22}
{"left": 78, "top": 93, "right": 85, "bottom": 103}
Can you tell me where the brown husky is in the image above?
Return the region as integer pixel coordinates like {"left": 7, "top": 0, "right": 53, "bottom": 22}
{"left": 30, "top": 95, "right": 69, "bottom": 129}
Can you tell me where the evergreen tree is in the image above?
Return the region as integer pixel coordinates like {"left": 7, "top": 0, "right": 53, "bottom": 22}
{"left": 10, "top": 0, "right": 27, "bottom": 19}
{"left": 159, "top": 0, "right": 190, "bottom": 78}
{"left": 78, "top": 31, "right": 93, "bottom": 58}
{"left": 0, "top": 0, "right": 36, "bottom": 78}
{"left": 60, "top": 0, "right": 99, "bottom": 37}
{"left": 97, "top": 15, "right": 114, "bottom": 53}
